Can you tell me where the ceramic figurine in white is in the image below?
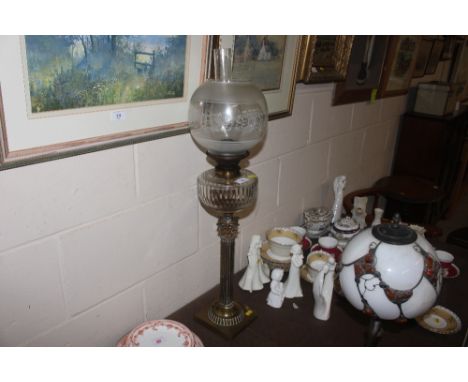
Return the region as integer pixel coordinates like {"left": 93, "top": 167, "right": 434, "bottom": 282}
{"left": 284, "top": 244, "right": 304, "bottom": 299}
{"left": 331, "top": 175, "right": 347, "bottom": 224}
{"left": 371, "top": 207, "right": 384, "bottom": 226}
{"left": 409, "top": 224, "right": 427, "bottom": 237}
{"left": 313, "top": 258, "right": 336, "bottom": 321}
{"left": 266, "top": 268, "right": 285, "bottom": 309}
{"left": 352, "top": 196, "right": 368, "bottom": 229}
{"left": 259, "top": 261, "right": 270, "bottom": 284}
{"left": 239, "top": 235, "right": 264, "bottom": 293}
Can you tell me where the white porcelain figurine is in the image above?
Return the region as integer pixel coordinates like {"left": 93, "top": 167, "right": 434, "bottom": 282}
{"left": 313, "top": 258, "right": 336, "bottom": 321}
{"left": 352, "top": 196, "right": 368, "bottom": 229}
{"left": 371, "top": 207, "right": 384, "bottom": 226}
{"left": 331, "top": 175, "right": 347, "bottom": 224}
{"left": 409, "top": 224, "right": 427, "bottom": 237}
{"left": 239, "top": 235, "right": 264, "bottom": 293}
{"left": 259, "top": 260, "right": 271, "bottom": 284}
{"left": 284, "top": 244, "right": 304, "bottom": 299}
{"left": 266, "top": 268, "right": 285, "bottom": 309}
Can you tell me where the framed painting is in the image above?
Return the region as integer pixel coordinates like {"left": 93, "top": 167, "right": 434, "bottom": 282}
{"left": 424, "top": 37, "right": 444, "bottom": 75}
{"left": 449, "top": 37, "right": 468, "bottom": 102}
{"left": 208, "top": 35, "right": 301, "bottom": 120}
{"left": 412, "top": 37, "right": 434, "bottom": 78}
{"left": 297, "top": 35, "right": 354, "bottom": 84}
{"left": 379, "top": 36, "right": 421, "bottom": 98}
{"left": 332, "top": 36, "right": 389, "bottom": 105}
{"left": 440, "top": 36, "right": 457, "bottom": 61}
{"left": 0, "top": 35, "right": 208, "bottom": 170}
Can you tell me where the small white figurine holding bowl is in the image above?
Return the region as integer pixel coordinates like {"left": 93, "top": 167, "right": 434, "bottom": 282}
{"left": 267, "top": 268, "right": 285, "bottom": 309}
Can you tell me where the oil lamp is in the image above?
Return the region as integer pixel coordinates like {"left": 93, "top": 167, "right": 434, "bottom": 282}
{"left": 188, "top": 48, "right": 267, "bottom": 338}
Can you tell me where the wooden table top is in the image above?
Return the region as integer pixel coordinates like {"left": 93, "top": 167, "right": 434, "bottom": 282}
{"left": 168, "top": 240, "right": 467, "bottom": 346}
{"left": 374, "top": 176, "right": 445, "bottom": 204}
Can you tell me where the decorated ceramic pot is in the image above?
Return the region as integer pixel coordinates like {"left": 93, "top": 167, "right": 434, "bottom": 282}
{"left": 303, "top": 207, "right": 332, "bottom": 239}
{"left": 339, "top": 215, "right": 442, "bottom": 322}
{"left": 311, "top": 236, "right": 343, "bottom": 263}
{"left": 306, "top": 251, "right": 331, "bottom": 282}
{"left": 266, "top": 227, "right": 301, "bottom": 260}
{"left": 330, "top": 216, "right": 360, "bottom": 248}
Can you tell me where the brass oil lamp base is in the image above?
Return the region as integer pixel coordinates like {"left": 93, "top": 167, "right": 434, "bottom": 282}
{"left": 195, "top": 301, "right": 257, "bottom": 339}
{"left": 195, "top": 152, "right": 258, "bottom": 339}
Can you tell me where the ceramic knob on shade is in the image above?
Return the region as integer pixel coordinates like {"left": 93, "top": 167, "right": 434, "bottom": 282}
{"left": 188, "top": 49, "right": 267, "bottom": 156}
{"left": 339, "top": 215, "right": 443, "bottom": 321}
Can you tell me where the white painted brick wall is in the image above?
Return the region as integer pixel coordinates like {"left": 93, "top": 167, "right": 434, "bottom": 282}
{"left": 0, "top": 239, "right": 66, "bottom": 345}
{"left": 25, "top": 285, "right": 145, "bottom": 346}
{"left": 59, "top": 188, "right": 199, "bottom": 316}
{"left": 135, "top": 133, "right": 209, "bottom": 202}
{"left": 0, "top": 83, "right": 406, "bottom": 346}
{"left": 0, "top": 146, "right": 137, "bottom": 253}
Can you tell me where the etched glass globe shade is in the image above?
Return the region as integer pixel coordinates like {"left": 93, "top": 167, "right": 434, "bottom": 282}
{"left": 189, "top": 49, "right": 267, "bottom": 156}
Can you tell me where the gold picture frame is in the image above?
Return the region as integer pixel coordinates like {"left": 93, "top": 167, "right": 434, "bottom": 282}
{"left": 297, "top": 35, "right": 354, "bottom": 84}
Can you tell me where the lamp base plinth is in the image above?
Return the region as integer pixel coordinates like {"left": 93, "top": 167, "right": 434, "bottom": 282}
{"left": 195, "top": 301, "right": 256, "bottom": 339}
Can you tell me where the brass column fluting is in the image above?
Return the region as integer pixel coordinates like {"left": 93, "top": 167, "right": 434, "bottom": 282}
{"left": 206, "top": 214, "right": 245, "bottom": 327}
{"left": 195, "top": 154, "right": 258, "bottom": 337}
{"left": 217, "top": 214, "right": 238, "bottom": 307}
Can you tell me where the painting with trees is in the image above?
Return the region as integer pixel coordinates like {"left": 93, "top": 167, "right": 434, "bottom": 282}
{"left": 232, "top": 35, "right": 286, "bottom": 91}
{"left": 24, "top": 35, "right": 187, "bottom": 113}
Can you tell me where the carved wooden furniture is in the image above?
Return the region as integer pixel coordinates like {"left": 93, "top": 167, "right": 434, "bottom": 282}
{"left": 343, "top": 181, "right": 443, "bottom": 238}
{"left": 392, "top": 109, "right": 468, "bottom": 221}
{"left": 373, "top": 175, "right": 445, "bottom": 225}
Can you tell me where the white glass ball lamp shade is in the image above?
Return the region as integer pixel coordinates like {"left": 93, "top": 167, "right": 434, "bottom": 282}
{"left": 339, "top": 227, "right": 442, "bottom": 321}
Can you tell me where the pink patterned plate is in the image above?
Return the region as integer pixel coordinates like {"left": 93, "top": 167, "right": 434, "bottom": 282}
{"left": 124, "top": 320, "right": 196, "bottom": 347}
{"left": 193, "top": 333, "right": 204, "bottom": 347}
{"left": 116, "top": 334, "right": 128, "bottom": 347}
{"left": 117, "top": 329, "right": 204, "bottom": 347}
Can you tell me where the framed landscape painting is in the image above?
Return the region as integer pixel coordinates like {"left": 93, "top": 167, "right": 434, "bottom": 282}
{"left": 208, "top": 35, "right": 301, "bottom": 120}
{"left": 379, "top": 36, "right": 421, "bottom": 98}
{"left": 231, "top": 35, "right": 287, "bottom": 91}
{"left": 0, "top": 35, "right": 208, "bottom": 169}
